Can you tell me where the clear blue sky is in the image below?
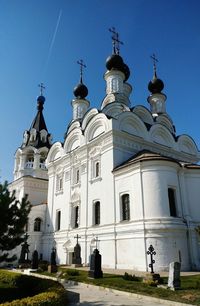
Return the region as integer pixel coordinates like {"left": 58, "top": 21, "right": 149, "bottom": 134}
{"left": 1, "top": 0, "right": 200, "bottom": 182}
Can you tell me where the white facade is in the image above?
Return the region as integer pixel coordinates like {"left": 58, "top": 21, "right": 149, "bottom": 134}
{"left": 9, "top": 52, "right": 200, "bottom": 272}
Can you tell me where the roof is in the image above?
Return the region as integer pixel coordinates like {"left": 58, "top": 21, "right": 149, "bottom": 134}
{"left": 30, "top": 109, "right": 47, "bottom": 132}
{"left": 113, "top": 150, "right": 181, "bottom": 172}
{"left": 185, "top": 164, "right": 200, "bottom": 169}
{"left": 21, "top": 97, "right": 51, "bottom": 149}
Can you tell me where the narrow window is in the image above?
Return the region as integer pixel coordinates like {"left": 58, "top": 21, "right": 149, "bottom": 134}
{"left": 59, "top": 177, "right": 63, "bottom": 190}
{"left": 95, "top": 162, "right": 100, "bottom": 178}
{"left": 56, "top": 211, "right": 61, "bottom": 231}
{"left": 94, "top": 201, "right": 100, "bottom": 225}
{"left": 75, "top": 206, "right": 79, "bottom": 228}
{"left": 76, "top": 169, "right": 80, "bottom": 183}
{"left": 34, "top": 218, "right": 41, "bottom": 232}
{"left": 122, "top": 194, "right": 130, "bottom": 221}
{"left": 168, "top": 188, "right": 177, "bottom": 217}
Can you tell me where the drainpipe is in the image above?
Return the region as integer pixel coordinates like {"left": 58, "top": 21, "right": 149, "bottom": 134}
{"left": 113, "top": 169, "right": 117, "bottom": 269}
{"left": 139, "top": 162, "right": 148, "bottom": 271}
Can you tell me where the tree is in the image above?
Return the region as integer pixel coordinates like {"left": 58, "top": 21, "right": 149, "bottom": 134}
{"left": 0, "top": 182, "right": 31, "bottom": 263}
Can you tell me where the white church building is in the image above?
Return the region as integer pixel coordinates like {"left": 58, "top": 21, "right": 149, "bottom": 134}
{"left": 9, "top": 36, "right": 200, "bottom": 272}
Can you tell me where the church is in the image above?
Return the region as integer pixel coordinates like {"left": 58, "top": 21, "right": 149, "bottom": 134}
{"left": 9, "top": 30, "right": 200, "bottom": 272}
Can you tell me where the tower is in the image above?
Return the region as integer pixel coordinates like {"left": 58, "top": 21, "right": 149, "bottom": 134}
{"left": 9, "top": 85, "right": 52, "bottom": 259}
{"left": 14, "top": 87, "right": 52, "bottom": 180}
{"left": 101, "top": 27, "right": 132, "bottom": 111}
{"left": 147, "top": 54, "right": 167, "bottom": 117}
{"left": 71, "top": 60, "right": 90, "bottom": 121}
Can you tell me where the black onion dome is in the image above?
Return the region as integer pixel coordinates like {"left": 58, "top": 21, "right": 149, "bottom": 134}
{"left": 37, "top": 95, "right": 45, "bottom": 110}
{"left": 106, "top": 54, "right": 124, "bottom": 71}
{"left": 148, "top": 73, "right": 164, "bottom": 94}
{"left": 73, "top": 83, "right": 88, "bottom": 99}
{"left": 121, "top": 63, "right": 130, "bottom": 81}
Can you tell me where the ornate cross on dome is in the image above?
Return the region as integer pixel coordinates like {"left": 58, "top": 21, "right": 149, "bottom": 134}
{"left": 109, "top": 27, "right": 123, "bottom": 55}
{"left": 150, "top": 53, "right": 158, "bottom": 73}
{"left": 38, "top": 82, "right": 45, "bottom": 96}
{"left": 77, "top": 59, "right": 86, "bottom": 83}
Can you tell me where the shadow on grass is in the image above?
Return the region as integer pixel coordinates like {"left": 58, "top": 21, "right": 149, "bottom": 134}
{"left": 0, "top": 287, "right": 28, "bottom": 303}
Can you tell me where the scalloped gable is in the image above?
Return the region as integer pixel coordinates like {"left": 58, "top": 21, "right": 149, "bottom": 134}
{"left": 46, "top": 142, "right": 63, "bottom": 164}
{"left": 150, "top": 123, "right": 176, "bottom": 148}
{"left": 84, "top": 112, "right": 110, "bottom": 142}
{"left": 177, "top": 134, "right": 198, "bottom": 155}
{"left": 82, "top": 108, "right": 99, "bottom": 130}
{"left": 67, "top": 120, "right": 81, "bottom": 135}
{"left": 64, "top": 128, "right": 83, "bottom": 152}
{"left": 132, "top": 105, "right": 154, "bottom": 125}
{"left": 116, "top": 111, "right": 148, "bottom": 139}
{"left": 155, "top": 114, "right": 175, "bottom": 134}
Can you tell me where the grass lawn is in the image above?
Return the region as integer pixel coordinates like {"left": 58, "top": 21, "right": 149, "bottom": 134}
{"left": 42, "top": 268, "right": 200, "bottom": 305}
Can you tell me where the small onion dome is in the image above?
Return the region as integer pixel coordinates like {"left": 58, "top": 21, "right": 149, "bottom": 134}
{"left": 106, "top": 54, "right": 124, "bottom": 71}
{"left": 73, "top": 83, "right": 88, "bottom": 99}
{"left": 120, "top": 63, "right": 130, "bottom": 82}
{"left": 148, "top": 73, "right": 164, "bottom": 94}
{"left": 37, "top": 95, "right": 45, "bottom": 110}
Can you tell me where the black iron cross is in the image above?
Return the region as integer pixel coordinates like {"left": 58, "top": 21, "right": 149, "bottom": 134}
{"left": 109, "top": 27, "right": 123, "bottom": 55}
{"left": 94, "top": 236, "right": 100, "bottom": 249}
{"left": 74, "top": 234, "right": 81, "bottom": 245}
{"left": 150, "top": 53, "right": 158, "bottom": 72}
{"left": 38, "top": 82, "right": 45, "bottom": 96}
{"left": 147, "top": 244, "right": 156, "bottom": 274}
{"left": 77, "top": 59, "right": 86, "bottom": 83}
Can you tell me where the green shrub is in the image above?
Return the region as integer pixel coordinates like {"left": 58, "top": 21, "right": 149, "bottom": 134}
{"left": 1, "top": 289, "right": 67, "bottom": 306}
{"left": 123, "top": 272, "right": 139, "bottom": 282}
{"left": 0, "top": 270, "right": 20, "bottom": 287}
{"left": 0, "top": 270, "right": 67, "bottom": 306}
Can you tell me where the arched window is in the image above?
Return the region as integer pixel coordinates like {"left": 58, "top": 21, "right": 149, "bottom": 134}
{"left": 39, "top": 152, "right": 46, "bottom": 169}
{"left": 121, "top": 194, "right": 130, "bottom": 221}
{"left": 94, "top": 201, "right": 100, "bottom": 225}
{"left": 34, "top": 218, "right": 42, "bottom": 232}
{"left": 95, "top": 162, "right": 100, "bottom": 178}
{"left": 168, "top": 188, "right": 177, "bottom": 217}
{"left": 25, "top": 152, "right": 34, "bottom": 169}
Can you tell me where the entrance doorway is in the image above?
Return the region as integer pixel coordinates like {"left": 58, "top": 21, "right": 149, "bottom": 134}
{"left": 68, "top": 252, "right": 74, "bottom": 265}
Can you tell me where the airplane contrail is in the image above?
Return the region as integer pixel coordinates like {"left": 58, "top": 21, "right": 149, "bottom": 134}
{"left": 43, "top": 9, "right": 62, "bottom": 77}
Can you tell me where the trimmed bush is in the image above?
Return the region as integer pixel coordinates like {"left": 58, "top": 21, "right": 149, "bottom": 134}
{"left": 0, "top": 270, "right": 67, "bottom": 306}
{"left": 123, "top": 272, "right": 140, "bottom": 282}
{"left": 1, "top": 289, "right": 66, "bottom": 306}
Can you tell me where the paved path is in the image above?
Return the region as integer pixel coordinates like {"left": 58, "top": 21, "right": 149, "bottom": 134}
{"left": 13, "top": 269, "right": 194, "bottom": 306}
{"left": 64, "top": 282, "right": 191, "bottom": 306}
